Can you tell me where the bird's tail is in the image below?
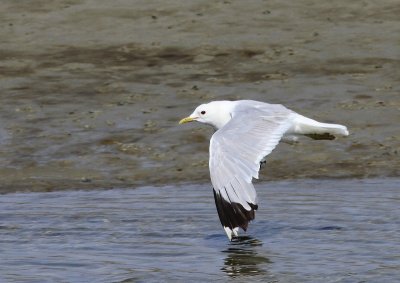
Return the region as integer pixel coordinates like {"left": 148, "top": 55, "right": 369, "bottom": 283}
{"left": 289, "top": 113, "right": 349, "bottom": 140}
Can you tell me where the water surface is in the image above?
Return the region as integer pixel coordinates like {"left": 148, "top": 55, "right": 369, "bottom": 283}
{"left": 0, "top": 179, "right": 399, "bottom": 282}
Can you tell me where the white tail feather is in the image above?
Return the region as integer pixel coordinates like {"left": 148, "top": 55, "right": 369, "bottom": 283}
{"left": 289, "top": 114, "right": 349, "bottom": 136}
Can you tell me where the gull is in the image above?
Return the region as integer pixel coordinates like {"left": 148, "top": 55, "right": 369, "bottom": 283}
{"left": 179, "top": 100, "right": 348, "bottom": 240}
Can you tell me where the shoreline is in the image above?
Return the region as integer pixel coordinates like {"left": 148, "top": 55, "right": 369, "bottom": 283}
{"left": 1, "top": 1, "right": 399, "bottom": 193}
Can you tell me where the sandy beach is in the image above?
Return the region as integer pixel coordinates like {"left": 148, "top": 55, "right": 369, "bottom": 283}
{"left": 0, "top": 0, "right": 399, "bottom": 192}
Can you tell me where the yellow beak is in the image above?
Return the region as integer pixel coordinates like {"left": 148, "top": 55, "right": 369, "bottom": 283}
{"left": 179, "top": 116, "right": 196, "bottom": 124}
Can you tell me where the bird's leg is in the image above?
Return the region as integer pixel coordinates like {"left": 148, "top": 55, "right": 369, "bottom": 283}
{"left": 259, "top": 160, "right": 267, "bottom": 169}
{"left": 304, "top": 133, "right": 336, "bottom": 140}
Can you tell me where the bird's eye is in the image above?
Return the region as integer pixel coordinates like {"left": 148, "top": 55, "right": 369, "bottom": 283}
{"left": 201, "top": 111, "right": 206, "bottom": 115}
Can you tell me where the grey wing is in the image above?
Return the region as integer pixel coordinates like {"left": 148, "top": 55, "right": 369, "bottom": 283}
{"left": 210, "top": 106, "right": 293, "bottom": 236}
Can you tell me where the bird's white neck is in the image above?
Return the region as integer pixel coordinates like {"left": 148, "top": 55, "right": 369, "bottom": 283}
{"left": 208, "top": 101, "right": 236, "bottom": 130}
{"left": 212, "top": 112, "right": 232, "bottom": 130}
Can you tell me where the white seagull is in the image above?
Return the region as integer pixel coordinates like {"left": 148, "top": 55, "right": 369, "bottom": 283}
{"left": 179, "top": 100, "right": 348, "bottom": 240}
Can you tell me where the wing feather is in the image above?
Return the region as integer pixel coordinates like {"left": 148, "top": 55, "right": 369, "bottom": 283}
{"left": 210, "top": 104, "right": 293, "bottom": 236}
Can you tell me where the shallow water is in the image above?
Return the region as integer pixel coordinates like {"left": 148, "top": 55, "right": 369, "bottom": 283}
{"left": 0, "top": 179, "right": 399, "bottom": 282}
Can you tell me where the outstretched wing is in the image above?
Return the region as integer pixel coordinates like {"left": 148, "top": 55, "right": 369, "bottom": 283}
{"left": 209, "top": 103, "right": 293, "bottom": 239}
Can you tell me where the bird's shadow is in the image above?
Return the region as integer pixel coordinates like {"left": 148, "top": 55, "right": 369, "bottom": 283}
{"left": 220, "top": 235, "right": 271, "bottom": 278}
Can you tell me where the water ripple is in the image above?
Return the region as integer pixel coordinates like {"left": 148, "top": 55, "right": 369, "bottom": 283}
{"left": 0, "top": 179, "right": 399, "bottom": 282}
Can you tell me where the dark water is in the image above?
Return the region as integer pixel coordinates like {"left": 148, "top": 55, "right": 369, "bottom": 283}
{"left": 0, "top": 179, "right": 399, "bottom": 282}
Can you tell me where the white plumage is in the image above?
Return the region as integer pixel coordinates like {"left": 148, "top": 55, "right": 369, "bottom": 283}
{"left": 179, "top": 100, "right": 348, "bottom": 240}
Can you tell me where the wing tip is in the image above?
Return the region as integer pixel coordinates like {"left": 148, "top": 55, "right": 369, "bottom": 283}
{"left": 213, "top": 188, "right": 257, "bottom": 240}
{"left": 224, "top": 226, "right": 239, "bottom": 241}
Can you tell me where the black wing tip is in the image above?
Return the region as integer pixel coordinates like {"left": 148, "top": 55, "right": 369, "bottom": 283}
{"left": 213, "top": 188, "right": 257, "bottom": 232}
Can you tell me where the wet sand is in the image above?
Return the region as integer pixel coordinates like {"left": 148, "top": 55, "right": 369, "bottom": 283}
{"left": 0, "top": 0, "right": 399, "bottom": 192}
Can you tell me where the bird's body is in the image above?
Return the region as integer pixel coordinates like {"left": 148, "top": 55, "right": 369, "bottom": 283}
{"left": 179, "top": 100, "right": 348, "bottom": 240}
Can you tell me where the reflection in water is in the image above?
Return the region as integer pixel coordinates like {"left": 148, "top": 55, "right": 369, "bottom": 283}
{"left": 1, "top": 180, "right": 399, "bottom": 282}
{"left": 221, "top": 236, "right": 271, "bottom": 277}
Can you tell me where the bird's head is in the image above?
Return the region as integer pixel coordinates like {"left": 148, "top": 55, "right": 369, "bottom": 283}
{"left": 179, "top": 101, "right": 234, "bottom": 130}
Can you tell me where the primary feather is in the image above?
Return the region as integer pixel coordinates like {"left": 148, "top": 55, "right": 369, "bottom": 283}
{"left": 180, "top": 100, "right": 348, "bottom": 240}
